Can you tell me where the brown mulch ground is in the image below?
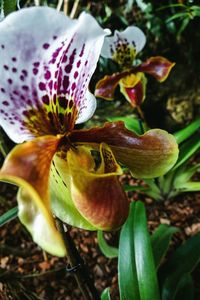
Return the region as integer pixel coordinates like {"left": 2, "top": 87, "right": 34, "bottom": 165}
{"left": 0, "top": 173, "right": 200, "bottom": 300}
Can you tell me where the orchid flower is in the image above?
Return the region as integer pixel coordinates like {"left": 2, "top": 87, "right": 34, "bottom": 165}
{"left": 0, "top": 8, "right": 178, "bottom": 257}
{"left": 95, "top": 26, "right": 175, "bottom": 108}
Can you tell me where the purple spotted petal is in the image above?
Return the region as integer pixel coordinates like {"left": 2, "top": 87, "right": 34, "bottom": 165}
{"left": 0, "top": 7, "right": 106, "bottom": 143}
{"left": 101, "top": 26, "right": 146, "bottom": 67}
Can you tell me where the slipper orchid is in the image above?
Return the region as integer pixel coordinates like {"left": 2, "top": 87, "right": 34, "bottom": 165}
{"left": 95, "top": 26, "right": 175, "bottom": 108}
{"left": 0, "top": 8, "right": 178, "bottom": 257}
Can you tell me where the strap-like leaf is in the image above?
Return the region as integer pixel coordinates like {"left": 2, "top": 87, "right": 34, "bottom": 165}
{"left": 0, "top": 206, "right": 18, "bottom": 227}
{"left": 172, "top": 132, "right": 200, "bottom": 171}
{"left": 151, "top": 224, "right": 179, "bottom": 269}
{"left": 119, "top": 201, "right": 160, "bottom": 300}
{"left": 177, "top": 181, "right": 200, "bottom": 192}
{"left": 160, "top": 232, "right": 200, "bottom": 300}
{"left": 118, "top": 202, "right": 140, "bottom": 300}
{"left": 174, "top": 273, "right": 194, "bottom": 300}
{"left": 97, "top": 231, "right": 118, "bottom": 258}
{"left": 174, "top": 163, "right": 200, "bottom": 188}
{"left": 134, "top": 201, "right": 160, "bottom": 300}
{"left": 101, "top": 287, "right": 111, "bottom": 300}
{"left": 173, "top": 118, "right": 200, "bottom": 144}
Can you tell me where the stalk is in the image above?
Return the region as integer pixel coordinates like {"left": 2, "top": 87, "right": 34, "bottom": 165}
{"left": 56, "top": 218, "right": 100, "bottom": 300}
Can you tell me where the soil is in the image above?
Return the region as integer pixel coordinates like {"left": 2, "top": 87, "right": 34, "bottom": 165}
{"left": 0, "top": 172, "right": 200, "bottom": 300}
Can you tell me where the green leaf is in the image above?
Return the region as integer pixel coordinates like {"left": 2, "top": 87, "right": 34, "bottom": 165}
{"left": 97, "top": 231, "right": 118, "bottom": 259}
{"left": 172, "top": 132, "right": 200, "bottom": 171}
{"left": 173, "top": 119, "right": 200, "bottom": 144}
{"left": 2, "top": 0, "right": 17, "bottom": 16}
{"left": 160, "top": 232, "right": 200, "bottom": 300}
{"left": 166, "top": 12, "right": 189, "bottom": 23}
{"left": 177, "top": 181, "right": 200, "bottom": 192}
{"left": 174, "top": 273, "right": 194, "bottom": 300}
{"left": 134, "top": 201, "right": 160, "bottom": 300}
{"left": 174, "top": 163, "right": 200, "bottom": 187}
{"left": 157, "top": 4, "right": 186, "bottom": 11}
{"left": 101, "top": 287, "right": 111, "bottom": 300}
{"left": 151, "top": 224, "right": 179, "bottom": 269}
{"left": 119, "top": 202, "right": 140, "bottom": 300}
{"left": 0, "top": 206, "right": 18, "bottom": 226}
{"left": 177, "top": 17, "right": 190, "bottom": 36}
{"left": 119, "top": 201, "right": 160, "bottom": 300}
{"left": 107, "top": 116, "right": 147, "bottom": 134}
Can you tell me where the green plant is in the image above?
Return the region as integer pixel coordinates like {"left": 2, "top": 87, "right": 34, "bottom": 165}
{"left": 158, "top": 2, "right": 200, "bottom": 37}
{"left": 99, "top": 201, "right": 200, "bottom": 300}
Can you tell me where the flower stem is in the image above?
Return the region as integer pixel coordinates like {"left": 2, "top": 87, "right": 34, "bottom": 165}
{"left": 56, "top": 218, "right": 100, "bottom": 300}
{"left": 136, "top": 105, "right": 145, "bottom": 122}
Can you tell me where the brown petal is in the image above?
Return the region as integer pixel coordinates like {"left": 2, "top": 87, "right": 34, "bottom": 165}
{"left": 70, "top": 122, "right": 179, "bottom": 178}
{"left": 95, "top": 71, "right": 130, "bottom": 100}
{"left": 136, "top": 56, "right": 175, "bottom": 82}
{"left": 67, "top": 144, "right": 129, "bottom": 230}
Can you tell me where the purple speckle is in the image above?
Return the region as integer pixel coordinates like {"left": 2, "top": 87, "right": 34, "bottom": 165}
{"left": 54, "top": 82, "right": 57, "bottom": 90}
{"left": 62, "top": 55, "right": 68, "bottom": 63}
{"left": 33, "top": 62, "right": 40, "bottom": 67}
{"left": 12, "top": 67, "right": 17, "bottom": 73}
{"left": 23, "top": 110, "right": 29, "bottom": 117}
{"left": 22, "top": 70, "right": 28, "bottom": 76}
{"left": 63, "top": 76, "right": 69, "bottom": 90}
{"left": 8, "top": 79, "right": 13, "bottom": 84}
{"left": 27, "top": 99, "right": 32, "bottom": 106}
{"left": 1, "top": 45, "right": 5, "bottom": 49}
{"left": 48, "top": 80, "right": 53, "bottom": 90}
{"left": 42, "top": 95, "right": 50, "bottom": 105}
{"left": 20, "top": 75, "right": 25, "bottom": 81}
{"left": 12, "top": 57, "right": 17, "bottom": 62}
{"left": 77, "top": 60, "right": 81, "bottom": 68}
{"left": 22, "top": 85, "right": 29, "bottom": 91}
{"left": 39, "top": 82, "right": 46, "bottom": 91}
{"left": 3, "top": 65, "right": 9, "bottom": 70}
{"left": 79, "top": 44, "right": 85, "bottom": 57}
{"left": 43, "top": 43, "right": 50, "bottom": 49}
{"left": 44, "top": 70, "right": 51, "bottom": 80}
{"left": 33, "top": 68, "right": 38, "bottom": 75}
{"left": 69, "top": 100, "right": 74, "bottom": 109}
{"left": 0, "top": 88, "right": 5, "bottom": 93}
{"left": 53, "top": 36, "right": 57, "bottom": 40}
{"left": 65, "top": 64, "right": 72, "bottom": 73}
{"left": 74, "top": 71, "right": 78, "bottom": 79}
{"left": 69, "top": 49, "right": 76, "bottom": 64}
{"left": 13, "top": 90, "right": 19, "bottom": 95}
{"left": 2, "top": 101, "right": 9, "bottom": 106}
{"left": 72, "top": 82, "right": 76, "bottom": 91}
{"left": 58, "top": 96, "right": 67, "bottom": 109}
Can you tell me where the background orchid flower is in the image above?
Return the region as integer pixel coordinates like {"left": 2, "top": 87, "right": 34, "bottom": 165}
{"left": 95, "top": 26, "right": 175, "bottom": 108}
{"left": 0, "top": 7, "right": 178, "bottom": 257}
